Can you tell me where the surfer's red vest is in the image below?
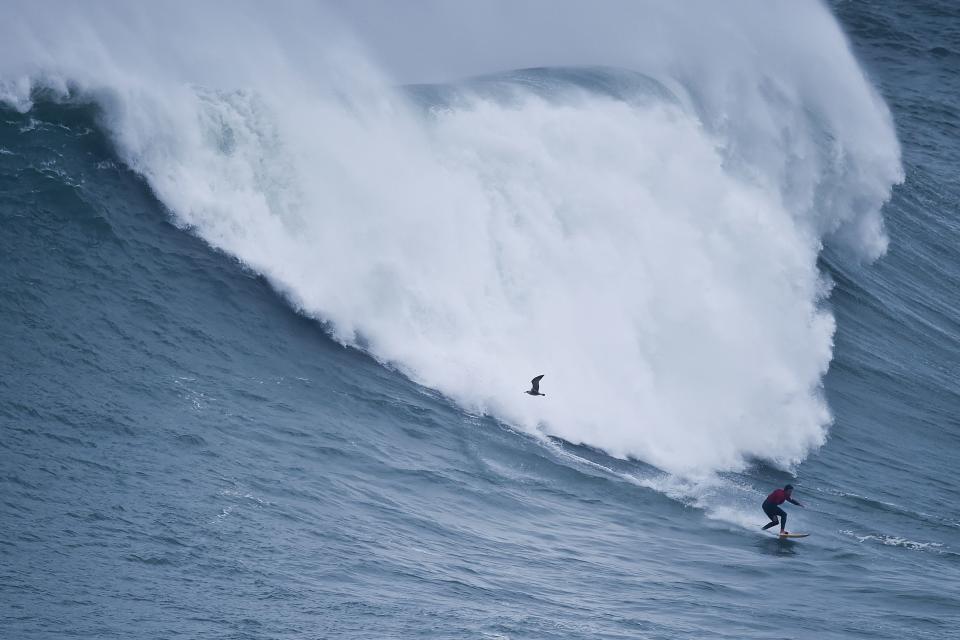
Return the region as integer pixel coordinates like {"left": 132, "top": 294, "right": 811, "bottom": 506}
{"left": 765, "top": 489, "right": 790, "bottom": 505}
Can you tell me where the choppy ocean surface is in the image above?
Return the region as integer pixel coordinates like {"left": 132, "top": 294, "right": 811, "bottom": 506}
{"left": 2, "top": 1, "right": 959, "bottom": 638}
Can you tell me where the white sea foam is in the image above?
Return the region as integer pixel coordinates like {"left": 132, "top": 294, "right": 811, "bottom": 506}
{"left": 839, "top": 530, "right": 945, "bottom": 553}
{"left": 0, "top": 1, "right": 903, "bottom": 476}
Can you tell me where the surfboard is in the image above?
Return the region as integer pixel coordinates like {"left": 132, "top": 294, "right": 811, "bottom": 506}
{"left": 777, "top": 533, "right": 810, "bottom": 539}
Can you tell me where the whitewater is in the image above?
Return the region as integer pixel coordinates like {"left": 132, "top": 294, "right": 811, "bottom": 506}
{"left": 0, "top": 0, "right": 902, "bottom": 476}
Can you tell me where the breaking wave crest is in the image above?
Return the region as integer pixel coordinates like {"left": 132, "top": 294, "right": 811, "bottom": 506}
{"left": 0, "top": 0, "right": 902, "bottom": 475}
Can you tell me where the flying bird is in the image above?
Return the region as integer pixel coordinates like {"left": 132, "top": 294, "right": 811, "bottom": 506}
{"left": 525, "top": 374, "right": 546, "bottom": 396}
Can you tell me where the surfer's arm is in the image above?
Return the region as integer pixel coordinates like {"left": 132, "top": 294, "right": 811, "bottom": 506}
{"left": 787, "top": 498, "right": 804, "bottom": 507}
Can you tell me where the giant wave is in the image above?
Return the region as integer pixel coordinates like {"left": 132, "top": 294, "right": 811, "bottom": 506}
{"left": 0, "top": 0, "right": 903, "bottom": 476}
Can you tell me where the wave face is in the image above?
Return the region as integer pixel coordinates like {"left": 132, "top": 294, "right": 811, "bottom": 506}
{"left": 0, "top": 0, "right": 901, "bottom": 477}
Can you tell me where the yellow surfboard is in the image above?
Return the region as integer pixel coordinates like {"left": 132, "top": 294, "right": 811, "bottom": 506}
{"left": 777, "top": 532, "right": 810, "bottom": 539}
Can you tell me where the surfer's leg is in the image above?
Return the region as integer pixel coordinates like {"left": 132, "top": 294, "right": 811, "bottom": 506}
{"left": 761, "top": 502, "right": 779, "bottom": 530}
{"left": 779, "top": 511, "right": 787, "bottom": 533}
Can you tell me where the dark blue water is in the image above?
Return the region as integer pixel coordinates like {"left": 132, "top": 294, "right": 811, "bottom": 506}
{"left": 2, "top": 2, "right": 960, "bottom": 638}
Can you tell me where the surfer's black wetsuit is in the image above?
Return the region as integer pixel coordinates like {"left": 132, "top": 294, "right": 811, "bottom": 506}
{"left": 761, "top": 487, "right": 802, "bottom": 531}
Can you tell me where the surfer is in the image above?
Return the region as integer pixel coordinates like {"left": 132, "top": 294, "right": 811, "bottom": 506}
{"left": 760, "top": 484, "right": 804, "bottom": 535}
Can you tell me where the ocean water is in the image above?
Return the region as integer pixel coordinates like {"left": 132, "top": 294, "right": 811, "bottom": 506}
{"left": 1, "top": 1, "right": 958, "bottom": 638}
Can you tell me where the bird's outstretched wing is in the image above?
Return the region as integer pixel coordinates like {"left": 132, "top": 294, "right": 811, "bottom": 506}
{"left": 531, "top": 374, "right": 544, "bottom": 393}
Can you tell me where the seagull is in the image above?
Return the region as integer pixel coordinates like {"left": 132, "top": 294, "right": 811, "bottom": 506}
{"left": 525, "top": 374, "right": 546, "bottom": 396}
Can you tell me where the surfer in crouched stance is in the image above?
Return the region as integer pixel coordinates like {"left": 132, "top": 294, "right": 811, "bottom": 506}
{"left": 761, "top": 484, "right": 804, "bottom": 535}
